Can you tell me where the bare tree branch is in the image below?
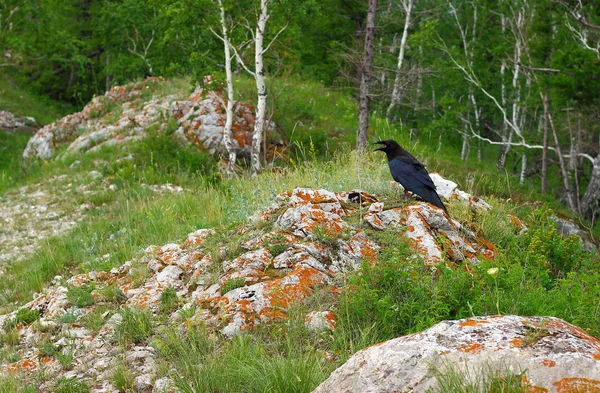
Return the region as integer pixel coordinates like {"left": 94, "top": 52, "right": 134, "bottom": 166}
{"left": 262, "top": 20, "right": 289, "bottom": 55}
{"left": 457, "top": 127, "right": 595, "bottom": 164}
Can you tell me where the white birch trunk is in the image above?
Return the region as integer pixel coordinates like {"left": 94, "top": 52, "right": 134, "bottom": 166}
{"left": 548, "top": 110, "right": 578, "bottom": 213}
{"left": 581, "top": 154, "right": 600, "bottom": 219}
{"left": 217, "top": 0, "right": 237, "bottom": 174}
{"left": 520, "top": 154, "right": 527, "bottom": 184}
{"left": 386, "top": 0, "right": 414, "bottom": 120}
{"left": 251, "top": 0, "right": 269, "bottom": 176}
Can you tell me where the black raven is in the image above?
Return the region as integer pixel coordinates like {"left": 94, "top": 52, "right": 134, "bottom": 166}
{"left": 374, "top": 140, "right": 448, "bottom": 214}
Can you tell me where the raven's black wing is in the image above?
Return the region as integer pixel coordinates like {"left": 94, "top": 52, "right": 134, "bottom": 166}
{"left": 388, "top": 157, "right": 448, "bottom": 213}
{"left": 388, "top": 156, "right": 436, "bottom": 191}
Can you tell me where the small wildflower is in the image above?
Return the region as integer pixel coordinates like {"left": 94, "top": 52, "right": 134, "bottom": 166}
{"left": 487, "top": 267, "right": 499, "bottom": 276}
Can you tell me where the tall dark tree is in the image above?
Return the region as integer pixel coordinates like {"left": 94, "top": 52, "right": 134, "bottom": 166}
{"left": 357, "top": 0, "right": 377, "bottom": 153}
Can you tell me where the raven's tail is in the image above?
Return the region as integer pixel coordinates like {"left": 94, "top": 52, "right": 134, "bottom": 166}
{"left": 429, "top": 189, "right": 449, "bottom": 215}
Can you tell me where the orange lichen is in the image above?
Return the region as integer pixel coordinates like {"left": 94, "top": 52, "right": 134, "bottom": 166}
{"left": 520, "top": 376, "right": 549, "bottom": 393}
{"left": 509, "top": 338, "right": 524, "bottom": 348}
{"left": 457, "top": 343, "right": 482, "bottom": 354}
{"left": 553, "top": 377, "right": 600, "bottom": 393}
{"left": 459, "top": 318, "right": 490, "bottom": 327}
{"left": 540, "top": 359, "right": 556, "bottom": 367}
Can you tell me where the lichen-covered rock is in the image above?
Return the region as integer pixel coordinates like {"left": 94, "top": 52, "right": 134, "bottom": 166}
{"left": 553, "top": 216, "right": 597, "bottom": 251}
{"left": 174, "top": 87, "right": 285, "bottom": 159}
{"left": 313, "top": 315, "right": 600, "bottom": 393}
{"left": 430, "top": 173, "right": 491, "bottom": 210}
{"left": 0, "top": 184, "right": 502, "bottom": 391}
{"left": 24, "top": 78, "right": 163, "bottom": 160}
{"left": 305, "top": 311, "right": 336, "bottom": 332}
{"left": 365, "top": 198, "right": 495, "bottom": 264}
{"left": 0, "top": 111, "right": 37, "bottom": 132}
{"left": 23, "top": 77, "right": 286, "bottom": 163}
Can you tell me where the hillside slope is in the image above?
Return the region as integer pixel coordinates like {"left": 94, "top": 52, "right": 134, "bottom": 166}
{"left": 0, "top": 77, "right": 598, "bottom": 392}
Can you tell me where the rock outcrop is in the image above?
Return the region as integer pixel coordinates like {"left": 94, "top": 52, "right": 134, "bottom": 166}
{"left": 0, "top": 182, "right": 498, "bottom": 391}
{"left": 313, "top": 315, "right": 600, "bottom": 393}
{"left": 0, "top": 111, "right": 37, "bottom": 132}
{"left": 23, "top": 77, "right": 285, "bottom": 161}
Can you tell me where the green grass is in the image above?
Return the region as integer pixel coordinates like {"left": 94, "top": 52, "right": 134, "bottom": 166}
{"left": 0, "top": 375, "right": 37, "bottom": 393}
{"left": 54, "top": 377, "right": 90, "bottom": 393}
{"left": 154, "top": 316, "right": 332, "bottom": 393}
{"left": 66, "top": 284, "right": 95, "bottom": 308}
{"left": 160, "top": 287, "right": 179, "bottom": 315}
{"left": 113, "top": 362, "right": 136, "bottom": 393}
{"left": 115, "top": 308, "right": 155, "bottom": 346}
{"left": 0, "top": 132, "right": 30, "bottom": 192}
{"left": 220, "top": 278, "right": 246, "bottom": 295}
{"left": 427, "top": 363, "right": 530, "bottom": 393}
{"left": 0, "top": 72, "right": 72, "bottom": 125}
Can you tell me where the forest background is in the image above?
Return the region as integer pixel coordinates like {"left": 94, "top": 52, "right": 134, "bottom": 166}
{"left": 1, "top": 0, "right": 599, "bottom": 225}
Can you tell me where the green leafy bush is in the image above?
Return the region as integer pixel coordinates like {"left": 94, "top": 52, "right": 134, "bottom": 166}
{"left": 15, "top": 308, "right": 40, "bottom": 325}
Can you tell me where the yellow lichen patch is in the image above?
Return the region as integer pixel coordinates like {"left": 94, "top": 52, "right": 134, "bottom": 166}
{"left": 262, "top": 266, "right": 325, "bottom": 311}
{"left": 553, "top": 377, "right": 600, "bottom": 393}
{"left": 359, "top": 242, "right": 378, "bottom": 264}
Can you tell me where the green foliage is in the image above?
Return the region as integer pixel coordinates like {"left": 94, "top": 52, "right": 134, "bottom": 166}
{"left": 126, "top": 124, "right": 219, "bottom": 184}
{"left": 428, "top": 363, "right": 529, "bottom": 393}
{"left": 266, "top": 234, "right": 288, "bottom": 257}
{"left": 100, "top": 284, "right": 127, "bottom": 305}
{"left": 58, "top": 310, "right": 80, "bottom": 324}
{"left": 14, "top": 308, "right": 40, "bottom": 325}
{"left": 154, "top": 320, "right": 329, "bottom": 393}
{"left": 160, "top": 287, "right": 179, "bottom": 315}
{"left": 80, "top": 306, "right": 110, "bottom": 333}
{"left": 220, "top": 278, "right": 246, "bottom": 295}
{"left": 38, "top": 340, "right": 60, "bottom": 357}
{"left": 57, "top": 351, "right": 75, "bottom": 370}
{"left": 334, "top": 211, "right": 600, "bottom": 357}
{"left": 0, "top": 374, "right": 37, "bottom": 393}
{"left": 0, "top": 132, "right": 30, "bottom": 193}
{"left": 67, "top": 284, "right": 95, "bottom": 308}
{"left": 115, "top": 308, "right": 155, "bottom": 345}
{"left": 54, "top": 377, "right": 90, "bottom": 393}
{"left": 0, "top": 328, "right": 19, "bottom": 347}
{"left": 113, "top": 363, "right": 135, "bottom": 393}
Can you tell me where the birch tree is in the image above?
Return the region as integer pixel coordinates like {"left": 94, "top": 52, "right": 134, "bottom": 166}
{"left": 212, "top": 0, "right": 237, "bottom": 174}
{"left": 386, "top": 0, "right": 414, "bottom": 121}
{"left": 231, "top": 0, "right": 287, "bottom": 176}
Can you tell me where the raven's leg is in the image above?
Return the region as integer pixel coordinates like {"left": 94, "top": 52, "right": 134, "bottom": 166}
{"left": 400, "top": 190, "right": 412, "bottom": 199}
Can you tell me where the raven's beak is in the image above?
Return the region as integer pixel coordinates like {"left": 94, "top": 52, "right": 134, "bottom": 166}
{"left": 373, "top": 141, "right": 386, "bottom": 152}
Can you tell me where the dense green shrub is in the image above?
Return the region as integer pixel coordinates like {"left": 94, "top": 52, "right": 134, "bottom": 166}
{"left": 334, "top": 211, "right": 600, "bottom": 354}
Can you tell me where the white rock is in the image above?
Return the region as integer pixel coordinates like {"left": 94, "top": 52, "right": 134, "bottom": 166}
{"left": 313, "top": 316, "right": 600, "bottom": 393}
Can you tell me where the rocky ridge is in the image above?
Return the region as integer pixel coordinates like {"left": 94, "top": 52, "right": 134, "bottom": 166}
{"left": 23, "top": 77, "right": 285, "bottom": 162}
{"left": 0, "top": 175, "right": 498, "bottom": 391}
